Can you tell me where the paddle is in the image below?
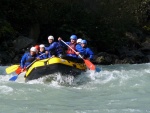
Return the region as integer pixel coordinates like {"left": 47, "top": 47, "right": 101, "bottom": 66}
{"left": 9, "top": 74, "right": 19, "bottom": 81}
{"left": 9, "top": 60, "right": 37, "bottom": 81}
{"left": 61, "top": 40, "right": 100, "bottom": 72}
{"left": 5, "top": 65, "right": 20, "bottom": 74}
{"left": 15, "top": 66, "right": 22, "bottom": 74}
{"left": 9, "top": 53, "right": 46, "bottom": 81}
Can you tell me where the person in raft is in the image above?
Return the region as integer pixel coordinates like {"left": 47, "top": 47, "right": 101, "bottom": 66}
{"left": 20, "top": 47, "right": 37, "bottom": 72}
{"left": 34, "top": 45, "right": 40, "bottom": 55}
{"left": 45, "top": 35, "right": 63, "bottom": 57}
{"left": 37, "top": 44, "right": 50, "bottom": 60}
{"left": 76, "top": 38, "right": 82, "bottom": 45}
{"left": 81, "top": 40, "right": 94, "bottom": 61}
{"left": 58, "top": 35, "right": 85, "bottom": 58}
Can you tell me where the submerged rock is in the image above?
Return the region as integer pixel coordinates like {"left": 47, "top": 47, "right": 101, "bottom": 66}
{"left": 94, "top": 52, "right": 119, "bottom": 65}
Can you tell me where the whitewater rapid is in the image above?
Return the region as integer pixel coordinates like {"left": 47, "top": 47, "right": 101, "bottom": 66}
{"left": 0, "top": 63, "right": 150, "bottom": 113}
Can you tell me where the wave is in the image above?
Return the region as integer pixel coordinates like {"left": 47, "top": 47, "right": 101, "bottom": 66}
{"left": 0, "top": 63, "right": 150, "bottom": 88}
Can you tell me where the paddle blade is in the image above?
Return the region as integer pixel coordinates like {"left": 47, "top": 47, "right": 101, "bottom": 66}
{"left": 84, "top": 59, "right": 95, "bottom": 70}
{"left": 95, "top": 67, "right": 101, "bottom": 72}
{"left": 15, "top": 66, "right": 22, "bottom": 74}
{"left": 6, "top": 65, "right": 19, "bottom": 74}
{"left": 9, "top": 75, "right": 18, "bottom": 81}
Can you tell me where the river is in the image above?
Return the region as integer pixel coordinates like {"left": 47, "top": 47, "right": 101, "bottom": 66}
{"left": 0, "top": 63, "right": 150, "bottom": 113}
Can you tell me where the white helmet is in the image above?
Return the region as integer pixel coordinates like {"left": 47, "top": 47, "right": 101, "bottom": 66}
{"left": 30, "top": 47, "right": 37, "bottom": 52}
{"left": 77, "top": 38, "right": 82, "bottom": 43}
{"left": 48, "top": 35, "right": 54, "bottom": 40}
{"left": 39, "top": 44, "right": 45, "bottom": 48}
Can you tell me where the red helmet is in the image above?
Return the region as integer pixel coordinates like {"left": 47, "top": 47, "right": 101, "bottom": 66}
{"left": 34, "top": 45, "right": 40, "bottom": 51}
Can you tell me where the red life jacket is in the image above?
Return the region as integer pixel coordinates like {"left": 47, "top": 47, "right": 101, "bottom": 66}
{"left": 66, "top": 43, "right": 76, "bottom": 54}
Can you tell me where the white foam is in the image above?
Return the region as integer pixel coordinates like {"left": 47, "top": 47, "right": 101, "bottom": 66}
{"left": 0, "top": 85, "right": 13, "bottom": 94}
{"left": 26, "top": 73, "right": 75, "bottom": 88}
{"left": 2, "top": 64, "right": 149, "bottom": 90}
{"left": 15, "top": 72, "right": 26, "bottom": 83}
{"left": 0, "top": 74, "right": 14, "bottom": 82}
{"left": 27, "top": 78, "right": 44, "bottom": 84}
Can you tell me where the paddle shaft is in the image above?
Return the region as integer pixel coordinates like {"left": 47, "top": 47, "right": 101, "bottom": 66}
{"left": 61, "top": 40, "right": 83, "bottom": 59}
{"left": 16, "top": 53, "right": 46, "bottom": 74}
{"left": 26, "top": 53, "right": 46, "bottom": 68}
{"left": 61, "top": 39, "right": 96, "bottom": 70}
{"left": 9, "top": 53, "right": 46, "bottom": 81}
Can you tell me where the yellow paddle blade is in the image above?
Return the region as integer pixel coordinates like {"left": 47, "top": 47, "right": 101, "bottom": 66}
{"left": 5, "top": 65, "right": 20, "bottom": 74}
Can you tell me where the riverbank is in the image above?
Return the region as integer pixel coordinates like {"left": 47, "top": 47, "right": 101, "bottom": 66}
{"left": 0, "top": 30, "right": 150, "bottom": 65}
{"left": 1, "top": 0, "right": 150, "bottom": 65}
{"left": 94, "top": 31, "right": 150, "bottom": 65}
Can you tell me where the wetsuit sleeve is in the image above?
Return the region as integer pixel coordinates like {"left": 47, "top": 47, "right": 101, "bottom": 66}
{"left": 45, "top": 42, "right": 56, "bottom": 51}
{"left": 60, "top": 41, "right": 70, "bottom": 48}
{"left": 39, "top": 55, "right": 43, "bottom": 59}
{"left": 20, "top": 53, "right": 27, "bottom": 68}
{"left": 86, "top": 48, "right": 94, "bottom": 60}
{"left": 75, "top": 44, "right": 85, "bottom": 55}
{"left": 38, "top": 53, "right": 44, "bottom": 59}
{"left": 47, "top": 52, "right": 51, "bottom": 58}
{"left": 66, "top": 42, "right": 70, "bottom": 45}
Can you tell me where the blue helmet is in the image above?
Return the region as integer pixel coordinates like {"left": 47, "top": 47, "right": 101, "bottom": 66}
{"left": 81, "top": 40, "right": 87, "bottom": 44}
{"left": 70, "top": 35, "right": 77, "bottom": 40}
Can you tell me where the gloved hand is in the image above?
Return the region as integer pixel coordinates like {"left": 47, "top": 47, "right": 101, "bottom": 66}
{"left": 58, "top": 37, "right": 62, "bottom": 41}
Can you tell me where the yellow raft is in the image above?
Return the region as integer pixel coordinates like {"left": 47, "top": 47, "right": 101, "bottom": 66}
{"left": 24, "top": 57, "right": 86, "bottom": 81}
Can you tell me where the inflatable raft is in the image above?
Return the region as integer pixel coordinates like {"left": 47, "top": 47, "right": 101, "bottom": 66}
{"left": 24, "top": 56, "right": 86, "bottom": 81}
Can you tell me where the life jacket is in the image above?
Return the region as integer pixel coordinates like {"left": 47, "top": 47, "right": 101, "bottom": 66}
{"left": 66, "top": 43, "right": 76, "bottom": 54}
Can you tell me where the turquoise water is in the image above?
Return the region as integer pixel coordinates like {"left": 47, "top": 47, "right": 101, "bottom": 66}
{"left": 0, "top": 64, "right": 150, "bottom": 113}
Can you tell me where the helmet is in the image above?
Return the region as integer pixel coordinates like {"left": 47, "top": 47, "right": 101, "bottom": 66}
{"left": 35, "top": 45, "right": 40, "bottom": 50}
{"left": 77, "top": 38, "right": 82, "bottom": 43}
{"left": 70, "top": 35, "right": 77, "bottom": 40}
{"left": 81, "top": 40, "right": 87, "bottom": 44}
{"left": 39, "top": 44, "right": 45, "bottom": 48}
{"left": 30, "top": 47, "right": 37, "bottom": 52}
{"left": 48, "top": 35, "right": 54, "bottom": 40}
